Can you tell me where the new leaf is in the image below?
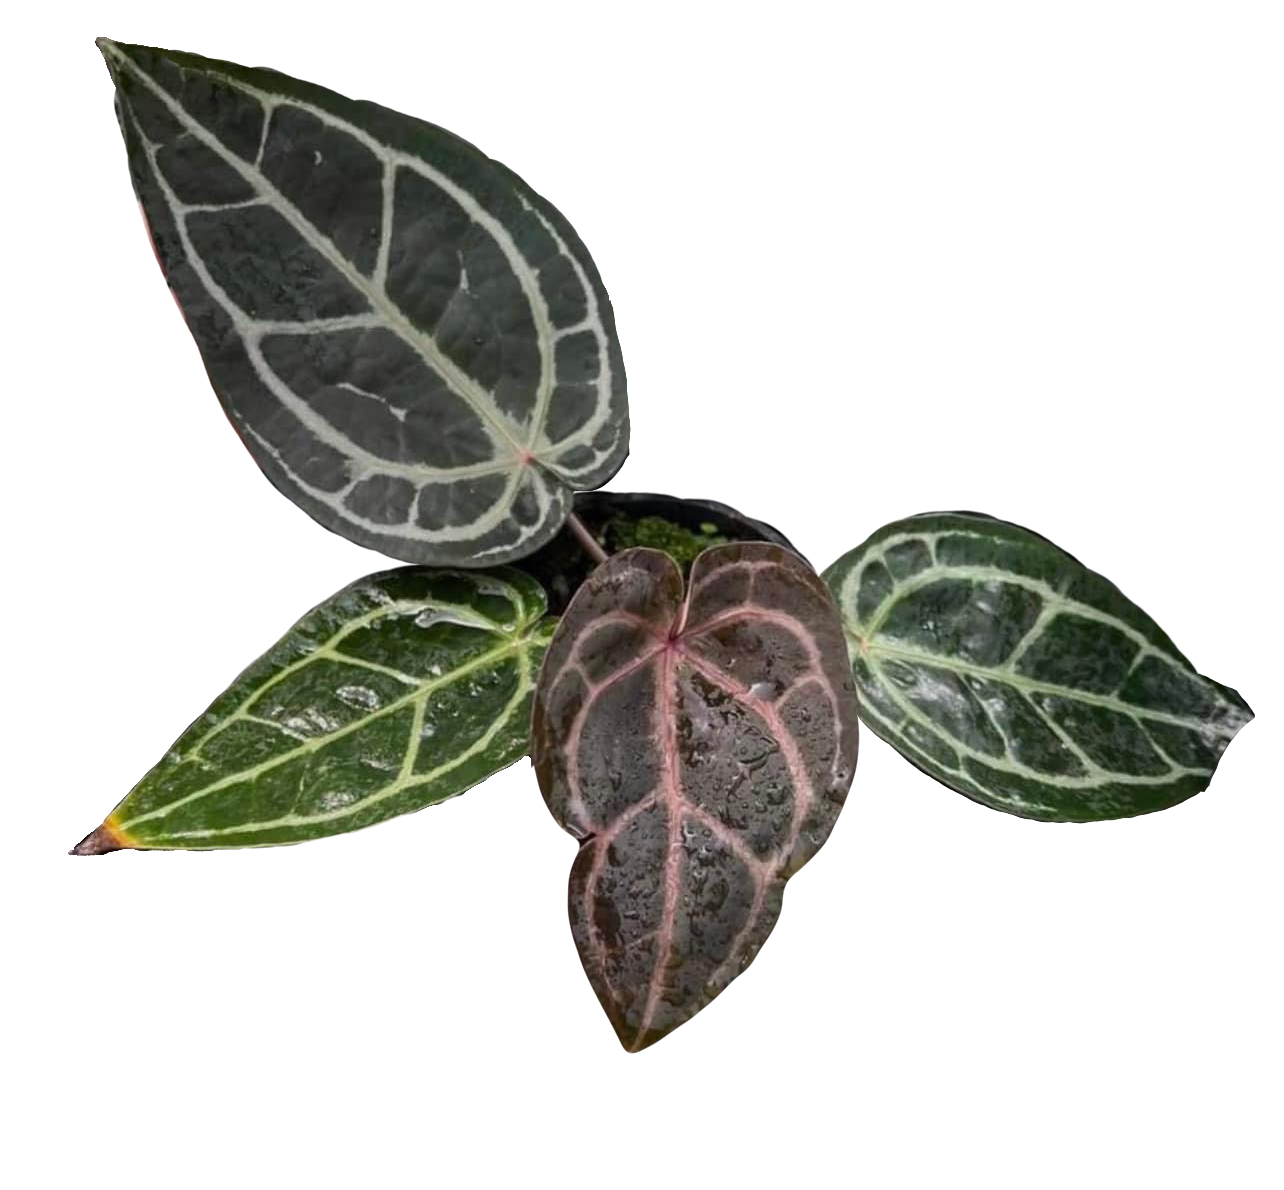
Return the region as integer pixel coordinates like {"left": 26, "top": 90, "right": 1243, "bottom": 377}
{"left": 532, "top": 544, "right": 860, "bottom": 1050}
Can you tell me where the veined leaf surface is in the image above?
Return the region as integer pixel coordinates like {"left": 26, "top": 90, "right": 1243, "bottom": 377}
{"left": 825, "top": 512, "right": 1253, "bottom": 822}
{"left": 97, "top": 39, "right": 628, "bottom": 566}
{"left": 532, "top": 544, "right": 859, "bottom": 1050}
{"left": 73, "top": 568, "right": 553, "bottom": 853}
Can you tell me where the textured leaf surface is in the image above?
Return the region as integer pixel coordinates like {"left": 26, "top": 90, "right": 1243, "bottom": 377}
{"left": 825, "top": 512, "right": 1253, "bottom": 822}
{"left": 78, "top": 568, "right": 553, "bottom": 851}
{"left": 532, "top": 544, "right": 859, "bottom": 1050}
{"left": 98, "top": 39, "right": 628, "bottom": 566}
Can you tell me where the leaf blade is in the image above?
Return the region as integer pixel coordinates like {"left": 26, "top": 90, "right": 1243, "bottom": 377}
{"left": 532, "top": 544, "right": 860, "bottom": 1050}
{"left": 98, "top": 39, "right": 628, "bottom": 566}
{"left": 824, "top": 512, "right": 1253, "bottom": 821}
{"left": 78, "top": 567, "right": 553, "bottom": 851}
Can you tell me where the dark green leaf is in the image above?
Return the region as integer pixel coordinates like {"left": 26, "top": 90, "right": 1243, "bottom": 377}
{"left": 97, "top": 38, "right": 628, "bottom": 566}
{"left": 73, "top": 568, "right": 553, "bottom": 853}
{"left": 824, "top": 512, "right": 1253, "bottom": 821}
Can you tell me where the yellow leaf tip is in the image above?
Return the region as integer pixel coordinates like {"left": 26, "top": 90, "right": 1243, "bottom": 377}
{"left": 70, "top": 822, "right": 128, "bottom": 857}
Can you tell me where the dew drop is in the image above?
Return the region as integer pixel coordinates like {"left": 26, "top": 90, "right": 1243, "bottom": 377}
{"left": 336, "top": 684, "right": 380, "bottom": 710}
{"left": 305, "top": 708, "right": 341, "bottom": 733}
{"left": 319, "top": 788, "right": 357, "bottom": 811}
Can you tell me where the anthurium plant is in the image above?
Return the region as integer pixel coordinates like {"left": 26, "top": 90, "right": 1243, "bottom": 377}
{"left": 79, "top": 39, "right": 1254, "bottom": 1051}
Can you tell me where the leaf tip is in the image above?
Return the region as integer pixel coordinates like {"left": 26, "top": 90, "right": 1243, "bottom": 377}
{"left": 624, "top": 1030, "right": 659, "bottom": 1054}
{"left": 95, "top": 37, "right": 123, "bottom": 76}
{"left": 69, "top": 821, "right": 129, "bottom": 857}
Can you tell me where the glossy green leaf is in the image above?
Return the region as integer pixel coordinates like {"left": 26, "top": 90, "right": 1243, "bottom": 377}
{"left": 73, "top": 568, "right": 553, "bottom": 853}
{"left": 97, "top": 38, "right": 628, "bottom": 567}
{"left": 824, "top": 512, "right": 1253, "bottom": 822}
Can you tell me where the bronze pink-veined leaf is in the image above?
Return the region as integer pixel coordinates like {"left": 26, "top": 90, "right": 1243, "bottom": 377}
{"left": 531, "top": 543, "right": 860, "bottom": 1051}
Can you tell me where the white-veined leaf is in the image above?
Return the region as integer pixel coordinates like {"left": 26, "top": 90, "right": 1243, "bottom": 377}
{"left": 825, "top": 512, "right": 1253, "bottom": 821}
{"left": 72, "top": 567, "right": 553, "bottom": 853}
{"left": 97, "top": 39, "right": 628, "bottom": 566}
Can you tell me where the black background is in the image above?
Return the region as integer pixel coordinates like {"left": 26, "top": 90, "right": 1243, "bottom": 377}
{"left": 65, "top": 37, "right": 1258, "bottom": 1078}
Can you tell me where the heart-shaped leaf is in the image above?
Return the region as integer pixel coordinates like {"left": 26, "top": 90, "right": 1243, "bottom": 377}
{"left": 532, "top": 544, "right": 859, "bottom": 1050}
{"left": 825, "top": 512, "right": 1253, "bottom": 821}
{"left": 97, "top": 39, "right": 628, "bottom": 566}
{"left": 72, "top": 568, "right": 553, "bottom": 854}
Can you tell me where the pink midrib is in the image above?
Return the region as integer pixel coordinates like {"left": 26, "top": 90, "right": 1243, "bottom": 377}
{"left": 632, "top": 640, "right": 685, "bottom": 1050}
